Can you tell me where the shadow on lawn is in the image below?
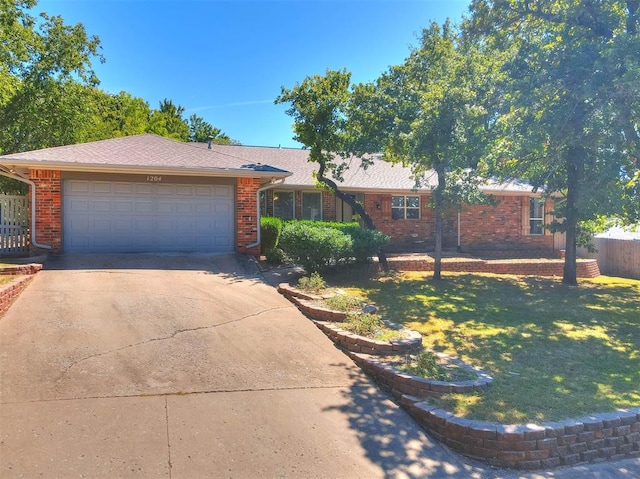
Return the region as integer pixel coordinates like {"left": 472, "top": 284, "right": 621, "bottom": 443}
{"left": 330, "top": 273, "right": 640, "bottom": 423}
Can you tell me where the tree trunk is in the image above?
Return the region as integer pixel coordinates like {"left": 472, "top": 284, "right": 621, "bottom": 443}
{"left": 562, "top": 146, "right": 584, "bottom": 286}
{"left": 316, "top": 161, "right": 389, "bottom": 271}
{"left": 433, "top": 166, "right": 446, "bottom": 281}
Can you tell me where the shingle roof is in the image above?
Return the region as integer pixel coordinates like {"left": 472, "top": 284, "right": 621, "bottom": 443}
{"left": 0, "top": 133, "right": 535, "bottom": 194}
{"left": 0, "top": 134, "right": 290, "bottom": 177}
{"left": 203, "top": 143, "right": 535, "bottom": 194}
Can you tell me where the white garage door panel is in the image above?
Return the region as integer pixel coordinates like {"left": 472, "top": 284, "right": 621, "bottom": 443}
{"left": 63, "top": 180, "right": 234, "bottom": 253}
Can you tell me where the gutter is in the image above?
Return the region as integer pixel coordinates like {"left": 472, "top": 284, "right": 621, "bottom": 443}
{"left": 246, "top": 178, "right": 286, "bottom": 250}
{"left": 0, "top": 168, "right": 52, "bottom": 250}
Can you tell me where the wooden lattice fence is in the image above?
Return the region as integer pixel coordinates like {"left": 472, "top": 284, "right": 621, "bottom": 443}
{"left": 0, "top": 195, "right": 29, "bottom": 256}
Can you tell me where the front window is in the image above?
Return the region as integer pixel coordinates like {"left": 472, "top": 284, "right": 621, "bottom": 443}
{"left": 302, "top": 192, "right": 322, "bottom": 221}
{"left": 273, "top": 191, "right": 294, "bottom": 220}
{"left": 392, "top": 195, "right": 420, "bottom": 220}
{"left": 529, "top": 198, "right": 544, "bottom": 235}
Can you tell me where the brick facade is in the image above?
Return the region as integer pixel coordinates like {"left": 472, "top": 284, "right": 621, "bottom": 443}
{"left": 459, "top": 196, "right": 554, "bottom": 256}
{"left": 29, "top": 169, "right": 62, "bottom": 253}
{"left": 265, "top": 188, "right": 557, "bottom": 256}
{"left": 235, "top": 177, "right": 261, "bottom": 254}
{"left": 26, "top": 167, "right": 555, "bottom": 257}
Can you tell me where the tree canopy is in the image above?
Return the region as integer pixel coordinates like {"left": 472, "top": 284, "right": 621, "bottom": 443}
{"left": 0, "top": 1, "right": 235, "bottom": 156}
{"left": 465, "top": 0, "right": 640, "bottom": 284}
{"left": 349, "top": 21, "right": 500, "bottom": 279}
{"left": 275, "top": 68, "right": 389, "bottom": 270}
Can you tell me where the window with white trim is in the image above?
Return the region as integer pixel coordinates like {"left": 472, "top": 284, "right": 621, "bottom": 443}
{"left": 273, "top": 191, "right": 294, "bottom": 220}
{"left": 392, "top": 195, "right": 420, "bottom": 220}
{"left": 302, "top": 192, "right": 322, "bottom": 221}
{"left": 529, "top": 198, "right": 544, "bottom": 235}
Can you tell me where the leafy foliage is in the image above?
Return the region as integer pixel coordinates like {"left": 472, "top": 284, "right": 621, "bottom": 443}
{"left": 464, "top": 0, "right": 640, "bottom": 284}
{"left": 0, "top": 2, "right": 234, "bottom": 155}
{"left": 259, "top": 216, "right": 283, "bottom": 254}
{"left": 296, "top": 272, "right": 327, "bottom": 292}
{"left": 278, "top": 222, "right": 353, "bottom": 273}
{"left": 343, "top": 312, "right": 384, "bottom": 338}
{"left": 277, "top": 220, "right": 388, "bottom": 272}
{"left": 349, "top": 21, "right": 502, "bottom": 279}
{"left": 275, "top": 69, "right": 390, "bottom": 270}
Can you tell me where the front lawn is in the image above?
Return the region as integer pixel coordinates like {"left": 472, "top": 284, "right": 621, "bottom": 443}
{"left": 333, "top": 272, "right": 640, "bottom": 423}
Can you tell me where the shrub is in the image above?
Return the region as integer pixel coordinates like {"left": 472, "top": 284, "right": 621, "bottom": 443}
{"left": 260, "top": 216, "right": 283, "bottom": 253}
{"left": 278, "top": 222, "right": 353, "bottom": 272}
{"left": 297, "top": 272, "right": 326, "bottom": 292}
{"left": 342, "top": 312, "right": 383, "bottom": 337}
{"left": 278, "top": 220, "right": 389, "bottom": 269}
{"left": 322, "top": 294, "right": 364, "bottom": 312}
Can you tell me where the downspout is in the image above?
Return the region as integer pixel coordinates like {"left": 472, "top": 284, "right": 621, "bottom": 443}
{"left": 0, "top": 168, "right": 52, "bottom": 250}
{"left": 246, "top": 178, "right": 285, "bottom": 249}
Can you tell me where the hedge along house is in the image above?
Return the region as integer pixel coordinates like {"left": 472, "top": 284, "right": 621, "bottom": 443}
{"left": 0, "top": 133, "right": 558, "bottom": 257}
{"left": 193, "top": 142, "right": 560, "bottom": 257}
{"left": 0, "top": 134, "right": 290, "bottom": 254}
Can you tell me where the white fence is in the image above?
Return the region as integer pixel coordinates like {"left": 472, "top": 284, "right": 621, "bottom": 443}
{"left": 578, "top": 237, "right": 640, "bottom": 280}
{"left": 0, "top": 195, "right": 29, "bottom": 256}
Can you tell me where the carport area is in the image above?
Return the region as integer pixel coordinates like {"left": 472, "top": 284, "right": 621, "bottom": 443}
{"left": 0, "top": 254, "right": 481, "bottom": 478}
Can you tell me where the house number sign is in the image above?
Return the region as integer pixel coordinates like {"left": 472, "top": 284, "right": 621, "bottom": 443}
{"left": 146, "top": 176, "right": 162, "bottom": 182}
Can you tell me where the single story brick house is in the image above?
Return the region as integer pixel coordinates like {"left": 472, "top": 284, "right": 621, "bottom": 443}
{"left": 0, "top": 133, "right": 558, "bottom": 256}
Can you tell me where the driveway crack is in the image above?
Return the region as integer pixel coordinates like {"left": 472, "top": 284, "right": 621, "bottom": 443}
{"left": 55, "top": 305, "right": 295, "bottom": 380}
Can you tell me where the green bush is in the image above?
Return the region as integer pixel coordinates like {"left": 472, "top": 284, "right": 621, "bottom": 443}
{"left": 260, "top": 216, "right": 283, "bottom": 253}
{"left": 279, "top": 220, "right": 389, "bottom": 266}
{"left": 343, "top": 312, "right": 383, "bottom": 337}
{"left": 278, "top": 222, "right": 353, "bottom": 273}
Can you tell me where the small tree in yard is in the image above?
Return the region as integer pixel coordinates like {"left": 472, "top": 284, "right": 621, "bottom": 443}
{"left": 275, "top": 69, "right": 389, "bottom": 271}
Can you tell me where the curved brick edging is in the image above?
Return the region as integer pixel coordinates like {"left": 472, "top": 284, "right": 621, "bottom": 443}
{"left": 349, "top": 352, "right": 492, "bottom": 398}
{"left": 312, "top": 319, "right": 422, "bottom": 355}
{"left": 0, "top": 263, "right": 42, "bottom": 276}
{"left": 400, "top": 398, "right": 640, "bottom": 470}
{"left": 0, "top": 275, "right": 36, "bottom": 317}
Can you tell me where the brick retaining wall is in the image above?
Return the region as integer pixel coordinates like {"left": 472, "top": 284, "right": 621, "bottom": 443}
{"left": 349, "top": 352, "right": 492, "bottom": 397}
{"left": 401, "top": 399, "right": 640, "bottom": 470}
{"left": 0, "top": 263, "right": 42, "bottom": 276}
{"left": 312, "top": 319, "right": 422, "bottom": 355}
{"left": 386, "top": 256, "right": 600, "bottom": 278}
{"left": 0, "top": 275, "right": 35, "bottom": 317}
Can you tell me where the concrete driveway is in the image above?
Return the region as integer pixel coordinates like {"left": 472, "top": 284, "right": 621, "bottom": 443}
{"left": 0, "top": 253, "right": 487, "bottom": 479}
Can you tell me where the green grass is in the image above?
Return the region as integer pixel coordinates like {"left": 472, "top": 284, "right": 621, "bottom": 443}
{"left": 336, "top": 272, "right": 640, "bottom": 423}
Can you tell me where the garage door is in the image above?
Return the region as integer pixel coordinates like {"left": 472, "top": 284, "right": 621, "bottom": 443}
{"left": 63, "top": 180, "right": 234, "bottom": 253}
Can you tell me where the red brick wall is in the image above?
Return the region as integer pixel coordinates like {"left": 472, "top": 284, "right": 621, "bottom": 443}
{"left": 322, "top": 191, "right": 336, "bottom": 221}
{"left": 0, "top": 275, "right": 36, "bottom": 318}
{"left": 29, "top": 169, "right": 62, "bottom": 253}
{"left": 459, "top": 196, "right": 554, "bottom": 255}
{"left": 236, "top": 177, "right": 261, "bottom": 254}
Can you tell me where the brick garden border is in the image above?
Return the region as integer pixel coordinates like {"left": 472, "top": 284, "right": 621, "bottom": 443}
{"left": 0, "top": 263, "right": 42, "bottom": 318}
{"left": 349, "top": 352, "right": 492, "bottom": 397}
{"left": 401, "top": 399, "right": 640, "bottom": 470}
{"left": 0, "top": 263, "right": 42, "bottom": 276}
{"left": 278, "top": 281, "right": 639, "bottom": 470}
{"left": 385, "top": 256, "right": 601, "bottom": 278}
{"left": 0, "top": 275, "right": 36, "bottom": 317}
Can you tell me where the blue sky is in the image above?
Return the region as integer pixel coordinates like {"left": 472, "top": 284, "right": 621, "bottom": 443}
{"left": 36, "top": 0, "right": 470, "bottom": 148}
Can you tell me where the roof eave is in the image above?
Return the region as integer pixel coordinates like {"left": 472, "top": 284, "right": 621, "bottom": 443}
{"left": 0, "top": 160, "right": 291, "bottom": 179}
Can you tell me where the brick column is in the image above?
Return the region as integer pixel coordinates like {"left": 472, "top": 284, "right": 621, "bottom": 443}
{"left": 236, "top": 177, "right": 261, "bottom": 255}
{"left": 29, "top": 169, "right": 62, "bottom": 253}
